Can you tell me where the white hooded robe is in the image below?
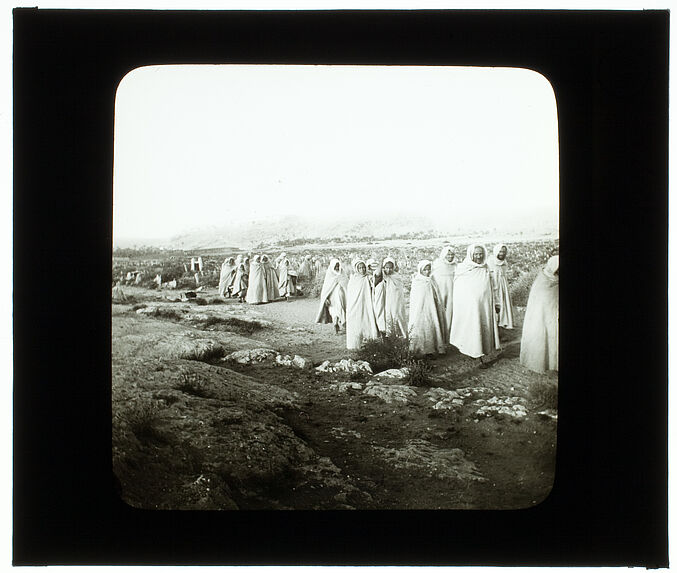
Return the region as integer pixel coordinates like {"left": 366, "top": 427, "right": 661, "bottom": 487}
{"left": 520, "top": 256, "right": 559, "bottom": 373}
{"left": 315, "top": 258, "right": 348, "bottom": 326}
{"left": 408, "top": 260, "right": 447, "bottom": 356}
{"left": 489, "top": 243, "right": 515, "bottom": 329}
{"left": 382, "top": 256, "right": 407, "bottom": 337}
{"left": 346, "top": 259, "right": 379, "bottom": 350}
{"left": 449, "top": 244, "right": 501, "bottom": 358}
{"left": 431, "top": 246, "right": 457, "bottom": 337}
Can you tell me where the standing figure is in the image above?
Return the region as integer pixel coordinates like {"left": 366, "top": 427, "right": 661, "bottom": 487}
{"left": 520, "top": 255, "right": 559, "bottom": 373}
{"left": 313, "top": 257, "right": 324, "bottom": 278}
{"left": 431, "top": 246, "right": 457, "bottom": 336}
{"left": 232, "top": 263, "right": 249, "bottom": 303}
{"left": 346, "top": 259, "right": 379, "bottom": 350}
{"left": 382, "top": 257, "right": 407, "bottom": 337}
{"left": 245, "top": 255, "right": 267, "bottom": 304}
{"left": 449, "top": 244, "right": 501, "bottom": 361}
{"left": 261, "top": 255, "right": 279, "bottom": 302}
{"left": 489, "top": 243, "right": 514, "bottom": 329}
{"left": 298, "top": 255, "right": 313, "bottom": 281}
{"left": 367, "top": 258, "right": 386, "bottom": 334}
{"left": 315, "top": 258, "right": 348, "bottom": 334}
{"left": 408, "top": 260, "right": 447, "bottom": 357}
{"left": 218, "top": 257, "right": 237, "bottom": 297}
{"left": 277, "top": 258, "right": 296, "bottom": 301}
{"left": 274, "top": 252, "right": 287, "bottom": 269}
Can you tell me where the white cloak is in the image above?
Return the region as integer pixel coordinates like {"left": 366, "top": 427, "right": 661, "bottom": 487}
{"left": 382, "top": 257, "right": 407, "bottom": 337}
{"left": 408, "top": 260, "right": 447, "bottom": 356}
{"left": 489, "top": 243, "right": 514, "bottom": 329}
{"left": 520, "top": 256, "right": 559, "bottom": 373}
{"left": 449, "top": 244, "right": 501, "bottom": 358}
{"left": 315, "top": 259, "right": 348, "bottom": 325}
{"left": 245, "top": 258, "right": 267, "bottom": 304}
{"left": 431, "top": 246, "right": 457, "bottom": 337}
{"left": 346, "top": 260, "right": 379, "bottom": 350}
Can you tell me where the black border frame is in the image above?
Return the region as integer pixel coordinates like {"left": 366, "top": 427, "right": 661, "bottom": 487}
{"left": 13, "top": 9, "right": 668, "bottom": 566}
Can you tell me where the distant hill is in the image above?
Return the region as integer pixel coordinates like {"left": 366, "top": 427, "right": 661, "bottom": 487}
{"left": 163, "top": 210, "right": 558, "bottom": 251}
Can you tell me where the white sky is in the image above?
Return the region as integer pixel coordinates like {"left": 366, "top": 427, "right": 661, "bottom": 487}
{"left": 113, "top": 64, "right": 559, "bottom": 241}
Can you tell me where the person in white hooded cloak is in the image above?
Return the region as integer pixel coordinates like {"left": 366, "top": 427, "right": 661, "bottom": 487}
{"left": 315, "top": 258, "right": 348, "bottom": 334}
{"left": 367, "top": 258, "right": 386, "bottom": 334}
{"left": 408, "top": 260, "right": 447, "bottom": 356}
{"left": 431, "top": 246, "right": 457, "bottom": 336}
{"left": 489, "top": 243, "right": 515, "bottom": 329}
{"left": 277, "top": 257, "right": 296, "bottom": 300}
{"left": 449, "top": 244, "right": 501, "bottom": 360}
{"left": 382, "top": 257, "right": 407, "bottom": 337}
{"left": 298, "top": 255, "right": 313, "bottom": 281}
{"left": 520, "top": 255, "right": 559, "bottom": 373}
{"left": 346, "top": 259, "right": 379, "bottom": 350}
{"left": 232, "top": 262, "right": 248, "bottom": 302}
{"left": 245, "top": 255, "right": 267, "bottom": 304}
{"left": 261, "top": 255, "right": 279, "bottom": 302}
{"left": 218, "top": 257, "right": 237, "bottom": 297}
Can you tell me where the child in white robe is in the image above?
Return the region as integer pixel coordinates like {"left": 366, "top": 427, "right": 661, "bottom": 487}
{"left": 346, "top": 259, "right": 379, "bottom": 350}
{"left": 382, "top": 257, "right": 407, "bottom": 337}
{"left": 408, "top": 260, "right": 447, "bottom": 357}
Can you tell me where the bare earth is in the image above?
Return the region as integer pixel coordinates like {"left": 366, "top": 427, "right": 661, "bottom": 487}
{"left": 112, "top": 285, "right": 557, "bottom": 510}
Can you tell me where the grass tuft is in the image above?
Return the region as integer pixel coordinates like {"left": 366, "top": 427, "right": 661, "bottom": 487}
{"left": 356, "top": 333, "right": 411, "bottom": 373}
{"left": 196, "top": 316, "right": 264, "bottom": 336}
{"left": 175, "top": 372, "right": 212, "bottom": 398}
{"left": 125, "top": 400, "right": 164, "bottom": 440}
{"left": 528, "top": 379, "right": 558, "bottom": 410}
{"left": 179, "top": 342, "right": 226, "bottom": 363}
{"left": 406, "top": 358, "right": 434, "bottom": 387}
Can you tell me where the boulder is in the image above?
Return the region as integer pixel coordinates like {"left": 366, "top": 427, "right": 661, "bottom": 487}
{"left": 275, "top": 354, "right": 312, "bottom": 369}
{"left": 372, "top": 368, "right": 410, "bottom": 383}
{"left": 224, "top": 348, "right": 277, "bottom": 364}
{"left": 373, "top": 439, "right": 487, "bottom": 482}
{"left": 425, "top": 387, "right": 464, "bottom": 410}
{"left": 474, "top": 396, "right": 529, "bottom": 420}
{"left": 327, "top": 381, "right": 363, "bottom": 393}
{"left": 362, "top": 381, "right": 417, "bottom": 404}
{"left": 315, "top": 359, "right": 373, "bottom": 374}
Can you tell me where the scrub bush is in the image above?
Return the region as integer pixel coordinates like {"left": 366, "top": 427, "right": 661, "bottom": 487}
{"left": 357, "top": 334, "right": 411, "bottom": 373}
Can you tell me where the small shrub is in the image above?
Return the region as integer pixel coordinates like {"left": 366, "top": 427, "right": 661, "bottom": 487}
{"left": 208, "top": 298, "right": 225, "bottom": 305}
{"left": 154, "top": 307, "right": 184, "bottom": 320}
{"left": 199, "top": 273, "right": 221, "bottom": 288}
{"left": 407, "top": 358, "right": 433, "bottom": 387}
{"left": 357, "top": 334, "right": 411, "bottom": 373}
{"left": 510, "top": 267, "right": 540, "bottom": 307}
{"left": 529, "top": 379, "right": 558, "bottom": 410}
{"left": 196, "top": 316, "right": 264, "bottom": 335}
{"left": 303, "top": 274, "right": 324, "bottom": 298}
{"left": 190, "top": 297, "right": 208, "bottom": 306}
{"left": 180, "top": 342, "right": 226, "bottom": 363}
{"left": 125, "top": 400, "right": 163, "bottom": 440}
{"left": 175, "top": 372, "right": 212, "bottom": 398}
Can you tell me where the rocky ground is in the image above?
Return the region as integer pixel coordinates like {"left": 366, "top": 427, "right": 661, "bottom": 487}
{"left": 112, "top": 285, "right": 558, "bottom": 510}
